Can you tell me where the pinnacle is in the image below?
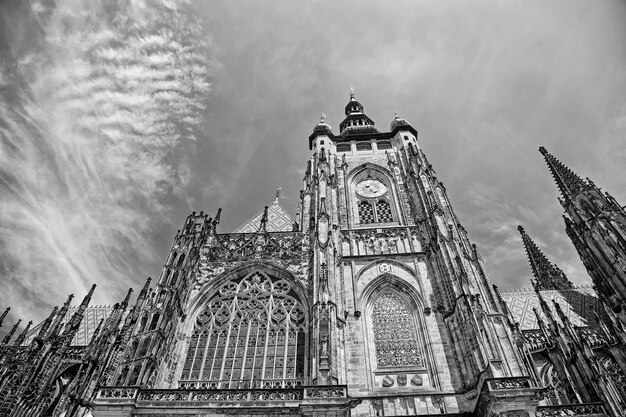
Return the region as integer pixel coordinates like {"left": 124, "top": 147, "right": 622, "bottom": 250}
{"left": 518, "top": 225, "right": 574, "bottom": 291}
{"left": 538, "top": 146, "right": 590, "bottom": 201}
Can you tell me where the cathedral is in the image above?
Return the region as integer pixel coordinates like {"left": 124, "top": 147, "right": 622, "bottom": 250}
{"left": 1, "top": 93, "right": 625, "bottom": 417}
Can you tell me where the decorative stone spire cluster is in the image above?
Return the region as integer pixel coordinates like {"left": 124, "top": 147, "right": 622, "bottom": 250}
{"left": 517, "top": 225, "right": 574, "bottom": 291}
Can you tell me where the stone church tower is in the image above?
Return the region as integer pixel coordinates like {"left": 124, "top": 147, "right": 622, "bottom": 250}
{"left": 1, "top": 93, "right": 625, "bottom": 416}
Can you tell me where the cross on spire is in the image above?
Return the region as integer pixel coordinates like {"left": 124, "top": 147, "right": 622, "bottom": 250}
{"left": 518, "top": 225, "right": 574, "bottom": 291}
{"left": 539, "top": 146, "right": 591, "bottom": 202}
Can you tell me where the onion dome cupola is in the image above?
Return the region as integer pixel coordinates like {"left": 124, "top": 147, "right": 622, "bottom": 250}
{"left": 339, "top": 89, "right": 378, "bottom": 135}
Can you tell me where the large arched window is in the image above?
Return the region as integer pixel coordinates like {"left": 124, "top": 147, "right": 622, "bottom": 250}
{"left": 181, "top": 271, "right": 307, "bottom": 389}
{"left": 372, "top": 291, "right": 422, "bottom": 368}
{"left": 350, "top": 166, "right": 399, "bottom": 226}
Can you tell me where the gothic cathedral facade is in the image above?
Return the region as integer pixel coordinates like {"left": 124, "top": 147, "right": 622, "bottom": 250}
{"left": 1, "top": 94, "right": 625, "bottom": 417}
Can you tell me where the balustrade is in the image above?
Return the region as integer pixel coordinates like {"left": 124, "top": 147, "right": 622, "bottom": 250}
{"left": 94, "top": 385, "right": 348, "bottom": 407}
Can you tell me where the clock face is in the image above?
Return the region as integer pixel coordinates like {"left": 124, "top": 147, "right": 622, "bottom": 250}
{"left": 355, "top": 179, "right": 387, "bottom": 198}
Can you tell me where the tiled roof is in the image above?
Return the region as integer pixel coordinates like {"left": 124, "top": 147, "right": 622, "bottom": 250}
{"left": 500, "top": 287, "right": 606, "bottom": 330}
{"left": 234, "top": 200, "right": 293, "bottom": 233}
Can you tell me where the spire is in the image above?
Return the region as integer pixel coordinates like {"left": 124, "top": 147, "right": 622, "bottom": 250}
{"left": 12, "top": 320, "right": 33, "bottom": 346}
{"left": 259, "top": 205, "right": 269, "bottom": 233}
{"left": 120, "top": 288, "right": 133, "bottom": 310}
{"left": 0, "top": 307, "right": 9, "bottom": 329}
{"left": 535, "top": 286, "right": 557, "bottom": 329}
{"left": 539, "top": 146, "right": 591, "bottom": 201}
{"left": 50, "top": 294, "right": 74, "bottom": 338}
{"left": 213, "top": 208, "right": 222, "bottom": 227}
{"left": 37, "top": 306, "right": 58, "bottom": 339}
{"left": 1, "top": 319, "right": 21, "bottom": 345}
{"left": 339, "top": 88, "right": 377, "bottom": 135}
{"left": 61, "top": 284, "right": 96, "bottom": 345}
{"left": 518, "top": 225, "right": 574, "bottom": 291}
{"left": 492, "top": 285, "right": 509, "bottom": 317}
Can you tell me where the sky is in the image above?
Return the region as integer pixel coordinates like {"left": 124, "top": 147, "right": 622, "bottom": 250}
{"left": 1, "top": 0, "right": 625, "bottom": 333}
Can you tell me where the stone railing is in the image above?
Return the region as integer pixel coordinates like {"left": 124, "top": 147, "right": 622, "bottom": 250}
{"left": 95, "top": 387, "right": 138, "bottom": 401}
{"left": 535, "top": 402, "right": 608, "bottom": 416}
{"left": 94, "top": 385, "right": 348, "bottom": 408}
{"left": 178, "top": 378, "right": 305, "bottom": 390}
{"left": 340, "top": 226, "right": 422, "bottom": 257}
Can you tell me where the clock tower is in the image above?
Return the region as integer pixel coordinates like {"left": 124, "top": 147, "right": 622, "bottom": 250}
{"left": 302, "top": 92, "right": 534, "bottom": 415}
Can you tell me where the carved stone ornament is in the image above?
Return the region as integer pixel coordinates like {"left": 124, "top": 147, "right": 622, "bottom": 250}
{"left": 382, "top": 375, "right": 394, "bottom": 387}
{"left": 410, "top": 375, "right": 423, "bottom": 386}
{"left": 378, "top": 263, "right": 393, "bottom": 274}
{"left": 397, "top": 374, "right": 407, "bottom": 386}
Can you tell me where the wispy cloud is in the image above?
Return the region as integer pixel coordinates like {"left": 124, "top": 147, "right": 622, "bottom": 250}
{"left": 0, "top": 0, "right": 213, "bottom": 324}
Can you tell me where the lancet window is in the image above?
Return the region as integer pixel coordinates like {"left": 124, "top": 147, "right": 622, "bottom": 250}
{"left": 181, "top": 271, "right": 307, "bottom": 389}
{"left": 372, "top": 291, "right": 422, "bottom": 368}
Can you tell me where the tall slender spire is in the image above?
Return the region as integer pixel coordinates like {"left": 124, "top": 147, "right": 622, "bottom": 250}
{"left": 37, "top": 306, "right": 58, "bottom": 339}
{"left": 539, "top": 146, "right": 591, "bottom": 201}
{"left": 1, "top": 319, "right": 21, "bottom": 345}
{"left": 518, "top": 225, "right": 574, "bottom": 291}
{"left": 12, "top": 320, "right": 32, "bottom": 346}
{"left": 259, "top": 205, "right": 269, "bottom": 233}
{"left": 0, "top": 307, "right": 9, "bottom": 329}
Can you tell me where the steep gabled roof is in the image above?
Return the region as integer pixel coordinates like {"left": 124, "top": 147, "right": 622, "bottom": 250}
{"left": 233, "top": 192, "right": 293, "bottom": 233}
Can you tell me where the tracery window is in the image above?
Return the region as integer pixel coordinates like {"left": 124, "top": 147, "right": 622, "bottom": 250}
{"left": 372, "top": 291, "right": 422, "bottom": 368}
{"left": 375, "top": 200, "right": 393, "bottom": 222}
{"left": 357, "top": 198, "right": 394, "bottom": 224}
{"left": 181, "top": 271, "right": 307, "bottom": 389}
{"left": 358, "top": 201, "right": 375, "bottom": 224}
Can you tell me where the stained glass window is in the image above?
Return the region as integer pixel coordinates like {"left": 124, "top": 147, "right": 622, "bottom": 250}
{"left": 372, "top": 291, "right": 422, "bottom": 368}
{"left": 181, "top": 271, "right": 306, "bottom": 389}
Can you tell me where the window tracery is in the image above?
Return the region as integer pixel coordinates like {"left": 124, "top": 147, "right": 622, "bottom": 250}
{"left": 358, "top": 201, "right": 375, "bottom": 224}
{"left": 182, "top": 271, "right": 306, "bottom": 389}
{"left": 351, "top": 167, "right": 397, "bottom": 226}
{"left": 375, "top": 200, "right": 393, "bottom": 222}
{"left": 372, "top": 291, "right": 422, "bottom": 368}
